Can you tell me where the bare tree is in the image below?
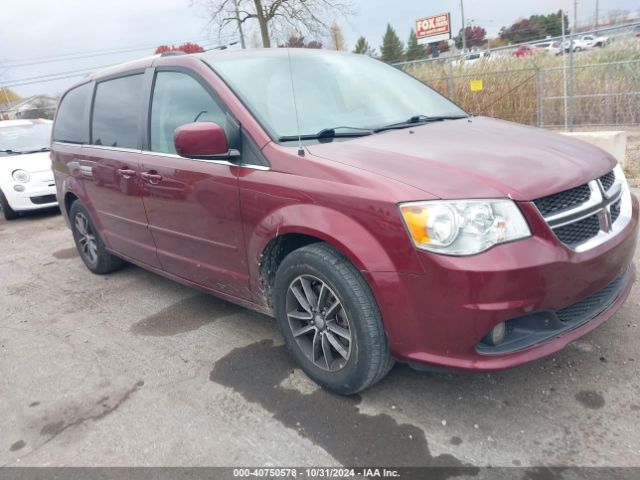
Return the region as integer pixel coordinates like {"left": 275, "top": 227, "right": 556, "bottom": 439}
{"left": 329, "top": 21, "right": 346, "bottom": 50}
{"left": 193, "top": 0, "right": 355, "bottom": 48}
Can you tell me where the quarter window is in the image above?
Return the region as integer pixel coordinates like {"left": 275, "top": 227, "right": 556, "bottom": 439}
{"left": 150, "top": 71, "right": 226, "bottom": 154}
{"left": 53, "top": 83, "right": 92, "bottom": 144}
{"left": 92, "top": 74, "right": 143, "bottom": 149}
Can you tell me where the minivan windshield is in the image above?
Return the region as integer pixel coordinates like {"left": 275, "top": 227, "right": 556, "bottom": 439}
{"left": 0, "top": 123, "right": 52, "bottom": 155}
{"left": 208, "top": 51, "right": 467, "bottom": 140}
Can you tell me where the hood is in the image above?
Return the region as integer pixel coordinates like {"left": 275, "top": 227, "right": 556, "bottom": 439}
{"left": 0, "top": 151, "right": 52, "bottom": 178}
{"left": 306, "top": 117, "right": 616, "bottom": 201}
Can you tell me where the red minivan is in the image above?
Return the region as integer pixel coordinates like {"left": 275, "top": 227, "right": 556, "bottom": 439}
{"left": 51, "top": 49, "right": 638, "bottom": 394}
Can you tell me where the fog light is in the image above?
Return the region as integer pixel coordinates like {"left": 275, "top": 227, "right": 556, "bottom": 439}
{"left": 14, "top": 185, "right": 25, "bottom": 192}
{"left": 483, "top": 322, "right": 506, "bottom": 346}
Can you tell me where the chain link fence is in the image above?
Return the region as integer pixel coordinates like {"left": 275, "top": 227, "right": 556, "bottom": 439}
{"left": 404, "top": 60, "right": 640, "bottom": 129}
{"left": 397, "top": 23, "right": 640, "bottom": 130}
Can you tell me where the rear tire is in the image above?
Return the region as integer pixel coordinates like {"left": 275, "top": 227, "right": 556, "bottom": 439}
{"left": 0, "top": 192, "right": 19, "bottom": 220}
{"left": 273, "top": 243, "right": 394, "bottom": 395}
{"left": 69, "top": 200, "right": 124, "bottom": 274}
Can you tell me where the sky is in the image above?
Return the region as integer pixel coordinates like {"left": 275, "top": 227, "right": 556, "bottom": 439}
{"left": 1, "top": 0, "right": 639, "bottom": 98}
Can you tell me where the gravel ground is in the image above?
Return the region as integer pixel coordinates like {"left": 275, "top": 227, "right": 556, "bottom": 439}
{"left": 1, "top": 200, "right": 639, "bottom": 469}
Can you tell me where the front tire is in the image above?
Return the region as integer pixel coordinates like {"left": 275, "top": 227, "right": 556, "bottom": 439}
{"left": 69, "top": 200, "right": 124, "bottom": 274}
{"left": 0, "top": 192, "right": 19, "bottom": 220}
{"left": 274, "top": 243, "right": 393, "bottom": 395}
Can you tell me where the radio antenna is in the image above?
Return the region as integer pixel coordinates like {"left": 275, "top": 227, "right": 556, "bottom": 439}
{"left": 287, "top": 49, "right": 305, "bottom": 157}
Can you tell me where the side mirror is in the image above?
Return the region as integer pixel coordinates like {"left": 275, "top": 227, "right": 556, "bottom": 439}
{"left": 174, "top": 122, "right": 238, "bottom": 159}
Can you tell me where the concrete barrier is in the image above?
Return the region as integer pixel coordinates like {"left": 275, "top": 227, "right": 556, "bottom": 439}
{"left": 560, "top": 131, "right": 627, "bottom": 166}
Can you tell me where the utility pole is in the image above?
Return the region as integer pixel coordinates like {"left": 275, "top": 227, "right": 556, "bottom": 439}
{"left": 460, "top": 0, "right": 466, "bottom": 53}
{"left": 594, "top": 0, "right": 599, "bottom": 32}
{"left": 568, "top": 0, "right": 577, "bottom": 131}
{"left": 561, "top": 11, "right": 568, "bottom": 130}
{"left": 234, "top": 0, "right": 246, "bottom": 49}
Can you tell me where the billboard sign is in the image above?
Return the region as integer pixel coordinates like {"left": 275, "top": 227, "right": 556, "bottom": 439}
{"left": 416, "top": 13, "right": 451, "bottom": 45}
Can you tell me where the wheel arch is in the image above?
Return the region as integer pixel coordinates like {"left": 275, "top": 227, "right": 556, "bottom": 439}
{"left": 249, "top": 204, "right": 399, "bottom": 308}
{"left": 64, "top": 191, "right": 79, "bottom": 216}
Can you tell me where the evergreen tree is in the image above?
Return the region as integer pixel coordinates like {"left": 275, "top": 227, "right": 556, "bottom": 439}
{"left": 405, "top": 29, "right": 425, "bottom": 61}
{"left": 380, "top": 24, "right": 404, "bottom": 63}
{"left": 353, "top": 36, "right": 376, "bottom": 56}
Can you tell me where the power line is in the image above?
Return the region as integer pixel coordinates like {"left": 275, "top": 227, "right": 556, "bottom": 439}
{"left": 0, "top": 34, "right": 237, "bottom": 68}
{"left": 4, "top": 63, "right": 122, "bottom": 87}
{"left": 4, "top": 73, "right": 96, "bottom": 89}
{"left": 2, "top": 39, "right": 239, "bottom": 89}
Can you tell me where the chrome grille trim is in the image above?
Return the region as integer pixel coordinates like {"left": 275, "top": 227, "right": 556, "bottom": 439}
{"left": 534, "top": 167, "right": 633, "bottom": 252}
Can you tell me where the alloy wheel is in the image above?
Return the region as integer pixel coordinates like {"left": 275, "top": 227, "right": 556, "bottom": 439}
{"left": 74, "top": 212, "right": 98, "bottom": 265}
{"left": 286, "top": 274, "right": 352, "bottom": 371}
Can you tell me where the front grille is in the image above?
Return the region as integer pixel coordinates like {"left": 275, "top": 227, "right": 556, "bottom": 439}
{"left": 553, "top": 213, "right": 601, "bottom": 247}
{"left": 533, "top": 169, "right": 625, "bottom": 250}
{"left": 610, "top": 199, "right": 621, "bottom": 224}
{"left": 599, "top": 171, "right": 616, "bottom": 192}
{"left": 533, "top": 184, "right": 591, "bottom": 217}
{"left": 556, "top": 271, "right": 626, "bottom": 323}
{"left": 30, "top": 194, "right": 57, "bottom": 205}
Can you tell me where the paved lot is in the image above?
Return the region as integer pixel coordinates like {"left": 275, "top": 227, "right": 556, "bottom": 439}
{"left": 1, "top": 198, "right": 639, "bottom": 468}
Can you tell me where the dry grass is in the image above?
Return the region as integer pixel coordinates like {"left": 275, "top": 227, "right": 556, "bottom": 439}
{"left": 625, "top": 131, "right": 640, "bottom": 186}
{"left": 404, "top": 38, "right": 640, "bottom": 128}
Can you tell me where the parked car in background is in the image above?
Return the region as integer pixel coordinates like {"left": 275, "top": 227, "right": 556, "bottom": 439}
{"left": 562, "top": 38, "right": 590, "bottom": 52}
{"left": 532, "top": 41, "right": 562, "bottom": 55}
{"left": 634, "top": 25, "right": 640, "bottom": 38}
{"left": 0, "top": 119, "right": 57, "bottom": 220}
{"left": 512, "top": 45, "right": 541, "bottom": 57}
{"left": 52, "top": 49, "right": 638, "bottom": 394}
{"left": 581, "top": 34, "right": 609, "bottom": 48}
{"left": 456, "top": 50, "right": 491, "bottom": 66}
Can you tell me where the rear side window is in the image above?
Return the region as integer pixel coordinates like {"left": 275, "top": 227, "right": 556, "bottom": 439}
{"left": 92, "top": 74, "right": 143, "bottom": 149}
{"left": 150, "top": 71, "right": 226, "bottom": 154}
{"left": 53, "top": 83, "right": 92, "bottom": 144}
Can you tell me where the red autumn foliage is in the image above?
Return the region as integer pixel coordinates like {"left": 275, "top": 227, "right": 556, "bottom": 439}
{"left": 154, "top": 42, "right": 205, "bottom": 54}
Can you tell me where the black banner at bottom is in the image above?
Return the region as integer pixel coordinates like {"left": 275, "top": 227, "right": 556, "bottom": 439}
{"left": 1, "top": 467, "right": 639, "bottom": 480}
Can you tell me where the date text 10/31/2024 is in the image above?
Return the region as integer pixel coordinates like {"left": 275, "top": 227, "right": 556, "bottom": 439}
{"left": 232, "top": 468, "right": 401, "bottom": 478}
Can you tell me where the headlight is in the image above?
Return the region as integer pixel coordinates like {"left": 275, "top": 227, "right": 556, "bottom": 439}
{"left": 12, "top": 169, "right": 30, "bottom": 183}
{"left": 399, "top": 199, "right": 531, "bottom": 255}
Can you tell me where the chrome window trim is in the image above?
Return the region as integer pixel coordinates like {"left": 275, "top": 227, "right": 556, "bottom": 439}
{"left": 139, "top": 149, "right": 270, "bottom": 170}
{"left": 52, "top": 141, "right": 83, "bottom": 148}
{"left": 51, "top": 142, "right": 269, "bottom": 170}
{"left": 87, "top": 145, "right": 142, "bottom": 154}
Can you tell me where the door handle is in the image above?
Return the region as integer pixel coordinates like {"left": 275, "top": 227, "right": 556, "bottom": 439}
{"left": 117, "top": 168, "right": 137, "bottom": 179}
{"left": 141, "top": 171, "right": 163, "bottom": 185}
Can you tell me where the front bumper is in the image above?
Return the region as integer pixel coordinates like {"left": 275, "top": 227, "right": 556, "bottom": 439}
{"left": 1, "top": 171, "right": 58, "bottom": 212}
{"left": 368, "top": 194, "right": 639, "bottom": 371}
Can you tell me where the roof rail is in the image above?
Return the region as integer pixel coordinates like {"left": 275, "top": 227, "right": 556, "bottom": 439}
{"left": 160, "top": 51, "right": 186, "bottom": 57}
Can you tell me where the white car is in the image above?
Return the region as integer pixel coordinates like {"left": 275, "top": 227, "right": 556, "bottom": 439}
{"left": 581, "top": 34, "right": 609, "bottom": 48}
{"left": 533, "top": 41, "right": 562, "bottom": 55}
{"left": 454, "top": 51, "right": 491, "bottom": 67}
{"left": 0, "top": 119, "right": 58, "bottom": 220}
{"left": 562, "top": 38, "right": 590, "bottom": 52}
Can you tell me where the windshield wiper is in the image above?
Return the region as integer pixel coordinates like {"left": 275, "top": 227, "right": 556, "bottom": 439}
{"left": 374, "top": 114, "right": 468, "bottom": 133}
{"left": 20, "top": 147, "right": 51, "bottom": 154}
{"left": 0, "top": 147, "right": 49, "bottom": 155}
{"left": 279, "top": 126, "right": 373, "bottom": 142}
